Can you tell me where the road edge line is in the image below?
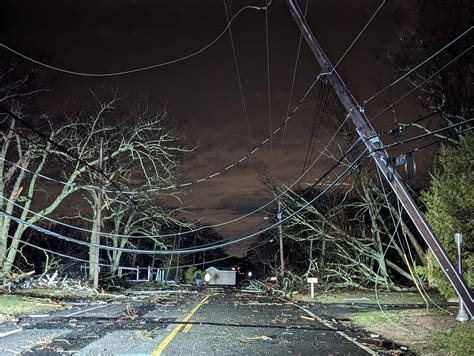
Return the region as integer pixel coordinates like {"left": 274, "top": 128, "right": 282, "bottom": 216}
{"left": 64, "top": 305, "right": 108, "bottom": 317}
{"left": 289, "top": 301, "right": 376, "bottom": 355}
{"left": 0, "top": 328, "right": 22, "bottom": 338}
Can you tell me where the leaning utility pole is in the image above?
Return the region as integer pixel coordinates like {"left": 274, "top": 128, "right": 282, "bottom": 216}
{"left": 93, "top": 137, "right": 104, "bottom": 290}
{"left": 278, "top": 199, "right": 285, "bottom": 277}
{"left": 287, "top": 0, "right": 473, "bottom": 316}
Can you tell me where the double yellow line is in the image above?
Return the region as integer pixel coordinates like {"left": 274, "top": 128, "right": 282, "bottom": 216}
{"left": 152, "top": 294, "right": 210, "bottom": 356}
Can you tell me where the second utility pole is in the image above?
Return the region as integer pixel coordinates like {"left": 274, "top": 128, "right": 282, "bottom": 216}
{"left": 278, "top": 199, "right": 284, "bottom": 277}
{"left": 93, "top": 137, "right": 104, "bottom": 290}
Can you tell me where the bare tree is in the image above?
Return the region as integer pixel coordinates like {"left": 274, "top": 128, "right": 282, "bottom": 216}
{"left": 387, "top": 0, "right": 472, "bottom": 143}
{"left": 0, "top": 76, "right": 193, "bottom": 283}
{"left": 54, "top": 90, "right": 194, "bottom": 281}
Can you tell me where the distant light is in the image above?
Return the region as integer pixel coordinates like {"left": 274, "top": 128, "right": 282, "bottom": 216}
{"left": 231, "top": 267, "right": 236, "bottom": 271}
{"left": 270, "top": 276, "right": 277, "bottom": 281}
{"left": 247, "top": 271, "right": 253, "bottom": 277}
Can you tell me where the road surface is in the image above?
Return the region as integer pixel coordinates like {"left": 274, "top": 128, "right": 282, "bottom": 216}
{"left": 0, "top": 289, "right": 378, "bottom": 355}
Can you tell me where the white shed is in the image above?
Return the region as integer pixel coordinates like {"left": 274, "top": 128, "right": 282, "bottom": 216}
{"left": 205, "top": 266, "right": 236, "bottom": 286}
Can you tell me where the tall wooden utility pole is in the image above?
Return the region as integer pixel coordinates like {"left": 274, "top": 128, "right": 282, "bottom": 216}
{"left": 278, "top": 199, "right": 285, "bottom": 277}
{"left": 93, "top": 137, "right": 104, "bottom": 290}
{"left": 287, "top": 0, "right": 473, "bottom": 316}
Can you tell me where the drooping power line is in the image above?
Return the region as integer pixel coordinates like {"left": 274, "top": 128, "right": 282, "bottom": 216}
{"left": 0, "top": 3, "right": 272, "bottom": 77}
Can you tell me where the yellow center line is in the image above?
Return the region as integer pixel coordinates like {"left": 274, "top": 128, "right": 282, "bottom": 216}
{"left": 152, "top": 294, "right": 210, "bottom": 356}
{"left": 182, "top": 322, "right": 193, "bottom": 333}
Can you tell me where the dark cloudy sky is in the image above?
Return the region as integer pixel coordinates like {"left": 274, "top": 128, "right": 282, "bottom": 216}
{"left": 1, "top": 1, "right": 424, "bottom": 244}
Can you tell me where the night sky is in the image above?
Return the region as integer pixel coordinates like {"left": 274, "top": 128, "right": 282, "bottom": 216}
{"left": 1, "top": 1, "right": 427, "bottom": 250}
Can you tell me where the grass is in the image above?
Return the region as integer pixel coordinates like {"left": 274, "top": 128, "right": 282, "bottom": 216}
{"left": 0, "top": 294, "right": 60, "bottom": 323}
{"left": 351, "top": 308, "right": 473, "bottom": 355}
{"left": 426, "top": 322, "right": 474, "bottom": 355}
{"left": 300, "top": 289, "right": 446, "bottom": 305}
{"left": 351, "top": 310, "right": 404, "bottom": 327}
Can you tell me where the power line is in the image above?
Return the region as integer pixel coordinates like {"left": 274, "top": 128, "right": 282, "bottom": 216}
{"left": 280, "top": 0, "right": 308, "bottom": 151}
{"left": 4, "top": 33, "right": 470, "bottom": 240}
{"left": 372, "top": 175, "right": 411, "bottom": 332}
{"left": 2, "top": 131, "right": 364, "bottom": 243}
{"left": 265, "top": 2, "right": 272, "bottom": 155}
{"left": 2, "top": 108, "right": 358, "bottom": 240}
{"left": 4, "top": 33, "right": 464, "bottom": 198}
{"left": 1, "top": 7, "right": 468, "bottom": 196}
{"left": 332, "top": 0, "right": 386, "bottom": 69}
{"left": 378, "top": 118, "right": 473, "bottom": 152}
{"left": 375, "top": 158, "right": 450, "bottom": 316}
{"left": 390, "top": 126, "right": 474, "bottom": 159}
{"left": 3, "top": 79, "right": 459, "bottom": 239}
{"left": 1, "top": 45, "right": 447, "bottom": 197}
{"left": 23, "top": 103, "right": 462, "bottom": 263}
{"left": 0, "top": 76, "right": 330, "bottom": 241}
{"left": 1, "top": 73, "right": 329, "bottom": 195}
{"left": 374, "top": 164, "right": 428, "bottom": 303}
{"left": 224, "top": 0, "right": 252, "bottom": 142}
{"left": 1, "top": 147, "right": 367, "bottom": 255}
{"left": 5, "top": 61, "right": 463, "bottom": 244}
{"left": 0, "top": 73, "right": 335, "bottom": 243}
{"left": 301, "top": 83, "right": 327, "bottom": 176}
{"left": 281, "top": 0, "right": 385, "bottom": 151}
{"left": 363, "top": 26, "right": 473, "bottom": 106}
{"left": 8, "top": 234, "right": 275, "bottom": 271}
{"left": 0, "top": 106, "right": 167, "bottom": 231}
{"left": 367, "top": 45, "right": 473, "bottom": 124}
{"left": 0, "top": 3, "right": 272, "bottom": 77}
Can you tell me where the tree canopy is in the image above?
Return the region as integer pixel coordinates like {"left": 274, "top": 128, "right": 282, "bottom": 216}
{"left": 421, "top": 133, "right": 473, "bottom": 298}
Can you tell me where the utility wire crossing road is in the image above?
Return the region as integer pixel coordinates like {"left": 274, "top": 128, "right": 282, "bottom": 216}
{"left": 0, "top": 290, "right": 381, "bottom": 355}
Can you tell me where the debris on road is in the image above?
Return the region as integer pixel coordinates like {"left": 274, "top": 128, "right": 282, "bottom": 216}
{"left": 133, "top": 328, "right": 157, "bottom": 341}
{"left": 239, "top": 335, "right": 278, "bottom": 344}
{"left": 15, "top": 271, "right": 97, "bottom": 299}
{"left": 121, "top": 303, "right": 138, "bottom": 320}
{"left": 234, "top": 301, "right": 284, "bottom": 306}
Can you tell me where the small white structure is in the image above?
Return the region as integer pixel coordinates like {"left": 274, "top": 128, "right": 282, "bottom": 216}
{"left": 307, "top": 277, "right": 319, "bottom": 298}
{"left": 205, "top": 266, "right": 236, "bottom": 286}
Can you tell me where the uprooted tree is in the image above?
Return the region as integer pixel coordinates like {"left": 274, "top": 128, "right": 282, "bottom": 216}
{"left": 255, "top": 161, "right": 425, "bottom": 291}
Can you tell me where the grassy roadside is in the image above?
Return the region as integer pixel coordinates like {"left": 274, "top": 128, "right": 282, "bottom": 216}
{"left": 0, "top": 294, "right": 62, "bottom": 324}
{"left": 349, "top": 308, "right": 474, "bottom": 356}
{"left": 425, "top": 322, "right": 474, "bottom": 355}
{"left": 298, "top": 289, "right": 446, "bottom": 305}
{"left": 352, "top": 310, "right": 404, "bottom": 327}
{"left": 296, "top": 289, "right": 472, "bottom": 354}
{"left": 352, "top": 309, "right": 473, "bottom": 355}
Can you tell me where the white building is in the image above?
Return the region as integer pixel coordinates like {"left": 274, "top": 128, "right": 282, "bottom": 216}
{"left": 205, "top": 266, "right": 236, "bottom": 286}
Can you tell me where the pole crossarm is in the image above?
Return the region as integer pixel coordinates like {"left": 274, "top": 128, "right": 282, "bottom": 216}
{"left": 287, "top": 0, "right": 473, "bottom": 316}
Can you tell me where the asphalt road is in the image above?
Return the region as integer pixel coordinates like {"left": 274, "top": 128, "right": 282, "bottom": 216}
{"left": 0, "top": 290, "right": 377, "bottom": 355}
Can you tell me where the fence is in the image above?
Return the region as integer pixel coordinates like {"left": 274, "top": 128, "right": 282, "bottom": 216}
{"left": 81, "top": 263, "right": 169, "bottom": 282}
